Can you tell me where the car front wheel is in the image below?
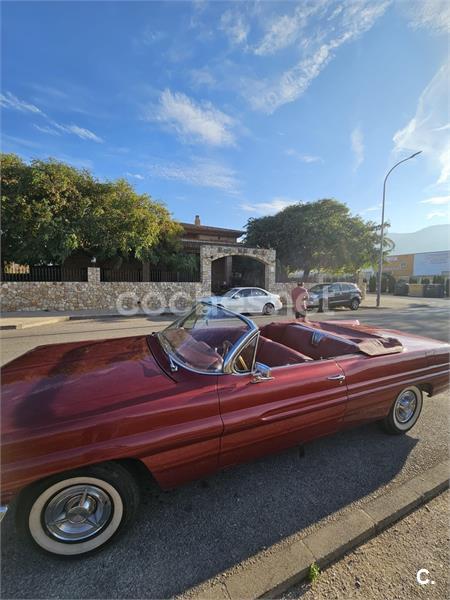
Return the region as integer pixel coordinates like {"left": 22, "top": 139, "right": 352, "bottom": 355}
{"left": 16, "top": 462, "right": 140, "bottom": 557}
{"left": 380, "top": 386, "right": 423, "bottom": 435}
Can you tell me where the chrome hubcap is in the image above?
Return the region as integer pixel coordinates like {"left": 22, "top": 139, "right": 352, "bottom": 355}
{"left": 394, "top": 390, "right": 417, "bottom": 424}
{"left": 44, "top": 485, "right": 112, "bottom": 542}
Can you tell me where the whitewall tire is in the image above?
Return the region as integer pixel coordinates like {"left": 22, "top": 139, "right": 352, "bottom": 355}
{"left": 381, "top": 386, "right": 423, "bottom": 435}
{"left": 17, "top": 462, "right": 140, "bottom": 557}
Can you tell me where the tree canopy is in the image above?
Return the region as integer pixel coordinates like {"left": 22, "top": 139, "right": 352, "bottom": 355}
{"left": 0, "top": 153, "right": 185, "bottom": 267}
{"left": 245, "top": 199, "right": 392, "bottom": 278}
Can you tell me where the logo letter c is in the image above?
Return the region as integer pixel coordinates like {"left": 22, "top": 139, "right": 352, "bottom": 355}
{"left": 417, "top": 569, "right": 430, "bottom": 585}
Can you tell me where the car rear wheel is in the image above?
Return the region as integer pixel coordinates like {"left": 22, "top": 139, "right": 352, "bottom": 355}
{"left": 380, "top": 386, "right": 423, "bottom": 435}
{"left": 350, "top": 297, "right": 360, "bottom": 310}
{"left": 263, "top": 303, "right": 275, "bottom": 315}
{"left": 16, "top": 462, "right": 140, "bottom": 557}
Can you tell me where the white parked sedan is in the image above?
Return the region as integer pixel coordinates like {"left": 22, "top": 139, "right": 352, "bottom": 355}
{"left": 201, "top": 287, "right": 283, "bottom": 315}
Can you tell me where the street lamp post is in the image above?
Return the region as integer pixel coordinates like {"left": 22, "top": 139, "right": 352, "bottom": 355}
{"left": 376, "top": 151, "right": 422, "bottom": 308}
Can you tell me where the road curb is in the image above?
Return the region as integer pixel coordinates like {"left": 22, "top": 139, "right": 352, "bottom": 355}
{"left": 0, "top": 316, "right": 70, "bottom": 330}
{"left": 68, "top": 312, "right": 174, "bottom": 321}
{"left": 181, "top": 460, "right": 449, "bottom": 600}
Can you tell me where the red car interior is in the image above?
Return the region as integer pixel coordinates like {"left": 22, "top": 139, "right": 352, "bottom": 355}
{"left": 166, "top": 319, "right": 403, "bottom": 372}
{"left": 259, "top": 322, "right": 360, "bottom": 360}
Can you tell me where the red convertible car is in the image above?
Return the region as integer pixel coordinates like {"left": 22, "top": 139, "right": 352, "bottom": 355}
{"left": 1, "top": 302, "right": 449, "bottom": 556}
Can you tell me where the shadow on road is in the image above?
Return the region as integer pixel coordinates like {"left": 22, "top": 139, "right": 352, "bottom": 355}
{"left": 1, "top": 422, "right": 418, "bottom": 599}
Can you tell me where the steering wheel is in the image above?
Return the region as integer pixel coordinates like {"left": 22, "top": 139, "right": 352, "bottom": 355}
{"left": 220, "top": 340, "right": 248, "bottom": 371}
{"left": 237, "top": 355, "right": 248, "bottom": 371}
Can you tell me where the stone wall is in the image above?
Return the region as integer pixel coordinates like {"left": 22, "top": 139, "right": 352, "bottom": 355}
{"left": 0, "top": 280, "right": 211, "bottom": 313}
{"left": 271, "top": 282, "right": 296, "bottom": 307}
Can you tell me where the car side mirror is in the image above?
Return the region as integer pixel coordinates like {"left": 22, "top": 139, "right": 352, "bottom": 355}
{"left": 251, "top": 362, "right": 274, "bottom": 384}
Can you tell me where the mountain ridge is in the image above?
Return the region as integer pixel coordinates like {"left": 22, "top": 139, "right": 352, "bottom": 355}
{"left": 388, "top": 224, "right": 450, "bottom": 255}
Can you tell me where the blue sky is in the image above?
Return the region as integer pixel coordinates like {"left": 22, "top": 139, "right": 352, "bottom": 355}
{"left": 1, "top": 0, "right": 449, "bottom": 234}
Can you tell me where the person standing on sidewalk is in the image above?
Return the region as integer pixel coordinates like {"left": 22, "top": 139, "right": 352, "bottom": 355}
{"left": 291, "top": 282, "right": 309, "bottom": 319}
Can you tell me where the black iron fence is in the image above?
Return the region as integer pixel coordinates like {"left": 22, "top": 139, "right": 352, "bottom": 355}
{"left": 1, "top": 266, "right": 88, "bottom": 282}
{"left": 100, "top": 268, "right": 200, "bottom": 283}
{"left": 101, "top": 269, "right": 143, "bottom": 282}
{"left": 148, "top": 269, "right": 200, "bottom": 283}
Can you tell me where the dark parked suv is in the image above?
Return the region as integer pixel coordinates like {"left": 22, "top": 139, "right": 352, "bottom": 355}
{"left": 307, "top": 282, "right": 362, "bottom": 311}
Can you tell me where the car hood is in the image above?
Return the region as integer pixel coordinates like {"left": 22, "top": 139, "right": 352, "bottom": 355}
{"left": 1, "top": 335, "right": 174, "bottom": 436}
{"left": 200, "top": 296, "right": 226, "bottom": 303}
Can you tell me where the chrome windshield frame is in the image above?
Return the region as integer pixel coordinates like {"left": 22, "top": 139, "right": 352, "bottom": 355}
{"left": 157, "top": 301, "right": 259, "bottom": 376}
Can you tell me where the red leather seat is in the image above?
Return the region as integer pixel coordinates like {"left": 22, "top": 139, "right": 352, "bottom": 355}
{"left": 256, "top": 336, "right": 311, "bottom": 367}
{"left": 259, "top": 322, "right": 287, "bottom": 344}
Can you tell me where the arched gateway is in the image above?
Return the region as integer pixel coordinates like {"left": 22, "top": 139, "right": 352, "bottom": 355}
{"left": 200, "top": 245, "right": 276, "bottom": 294}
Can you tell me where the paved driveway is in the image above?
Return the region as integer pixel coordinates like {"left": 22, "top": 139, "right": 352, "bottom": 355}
{"left": 1, "top": 304, "right": 449, "bottom": 598}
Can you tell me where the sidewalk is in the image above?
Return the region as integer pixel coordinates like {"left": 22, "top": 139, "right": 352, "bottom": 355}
{"left": 0, "top": 314, "right": 72, "bottom": 330}
{"left": 0, "top": 308, "right": 171, "bottom": 330}
{"left": 284, "top": 490, "right": 449, "bottom": 600}
{"left": 362, "top": 292, "right": 449, "bottom": 310}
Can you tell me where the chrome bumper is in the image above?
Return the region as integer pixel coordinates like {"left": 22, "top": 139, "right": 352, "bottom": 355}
{"left": 0, "top": 505, "right": 8, "bottom": 522}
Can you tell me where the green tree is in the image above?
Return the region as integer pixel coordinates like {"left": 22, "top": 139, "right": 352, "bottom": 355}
{"left": 1, "top": 154, "right": 182, "bottom": 266}
{"left": 245, "top": 199, "right": 392, "bottom": 278}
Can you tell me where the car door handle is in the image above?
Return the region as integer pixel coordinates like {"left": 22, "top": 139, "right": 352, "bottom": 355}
{"left": 327, "top": 374, "right": 345, "bottom": 382}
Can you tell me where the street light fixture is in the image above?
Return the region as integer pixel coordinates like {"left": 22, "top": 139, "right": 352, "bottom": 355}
{"left": 376, "top": 150, "right": 422, "bottom": 308}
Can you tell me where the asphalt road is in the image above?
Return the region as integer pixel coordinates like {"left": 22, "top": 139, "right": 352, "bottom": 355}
{"left": 1, "top": 300, "right": 449, "bottom": 599}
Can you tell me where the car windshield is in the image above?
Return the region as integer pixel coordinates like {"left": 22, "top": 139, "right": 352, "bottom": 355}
{"left": 222, "top": 288, "right": 240, "bottom": 297}
{"left": 310, "top": 284, "right": 326, "bottom": 292}
{"left": 158, "top": 302, "right": 255, "bottom": 373}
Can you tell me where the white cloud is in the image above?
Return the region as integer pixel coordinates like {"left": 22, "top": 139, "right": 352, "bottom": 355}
{"left": 125, "top": 172, "right": 144, "bottom": 180}
{"left": 400, "top": 0, "right": 450, "bottom": 34}
{"left": 0, "top": 91, "right": 43, "bottom": 114}
{"left": 246, "top": 1, "right": 390, "bottom": 113}
{"left": 427, "top": 210, "right": 449, "bottom": 220}
{"left": 420, "top": 195, "right": 450, "bottom": 205}
{"left": 38, "top": 121, "right": 103, "bottom": 143}
{"left": 253, "top": 2, "right": 327, "bottom": 56}
{"left": 351, "top": 126, "right": 364, "bottom": 170}
{"left": 140, "top": 29, "right": 166, "bottom": 46}
{"left": 220, "top": 10, "right": 249, "bottom": 45}
{"left": 151, "top": 89, "right": 236, "bottom": 146}
{"left": 285, "top": 148, "right": 323, "bottom": 163}
{"left": 30, "top": 84, "right": 68, "bottom": 100}
{"left": 253, "top": 14, "right": 302, "bottom": 56}
{"left": 148, "top": 159, "right": 239, "bottom": 193}
{"left": 1, "top": 89, "right": 103, "bottom": 143}
{"left": 190, "top": 68, "right": 217, "bottom": 88}
{"left": 55, "top": 123, "right": 103, "bottom": 142}
{"left": 361, "top": 204, "right": 381, "bottom": 213}
{"left": 241, "top": 197, "right": 301, "bottom": 215}
{"left": 393, "top": 62, "right": 449, "bottom": 187}
{"left": 34, "top": 124, "right": 61, "bottom": 136}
